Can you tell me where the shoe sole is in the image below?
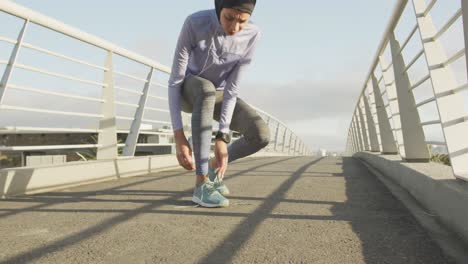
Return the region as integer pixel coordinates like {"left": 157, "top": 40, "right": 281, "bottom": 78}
{"left": 192, "top": 196, "right": 229, "bottom": 208}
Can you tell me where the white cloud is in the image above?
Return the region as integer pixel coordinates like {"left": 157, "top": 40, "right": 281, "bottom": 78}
{"left": 238, "top": 76, "right": 362, "bottom": 152}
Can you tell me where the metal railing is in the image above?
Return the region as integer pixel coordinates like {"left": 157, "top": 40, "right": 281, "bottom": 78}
{"left": 345, "top": 0, "right": 468, "bottom": 181}
{"left": 0, "top": 0, "right": 310, "bottom": 169}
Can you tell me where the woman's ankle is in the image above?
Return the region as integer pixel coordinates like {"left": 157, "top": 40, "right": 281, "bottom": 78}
{"left": 209, "top": 158, "right": 217, "bottom": 169}
{"left": 195, "top": 175, "right": 209, "bottom": 185}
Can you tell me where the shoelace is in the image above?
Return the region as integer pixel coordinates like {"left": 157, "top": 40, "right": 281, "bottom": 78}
{"left": 213, "top": 175, "right": 221, "bottom": 185}
{"left": 209, "top": 165, "right": 223, "bottom": 186}
{"left": 203, "top": 181, "right": 217, "bottom": 195}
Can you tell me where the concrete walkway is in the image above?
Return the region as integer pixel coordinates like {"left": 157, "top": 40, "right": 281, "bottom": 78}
{"left": 0, "top": 157, "right": 452, "bottom": 263}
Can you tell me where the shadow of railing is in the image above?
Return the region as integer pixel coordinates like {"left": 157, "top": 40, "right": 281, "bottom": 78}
{"left": 0, "top": 157, "right": 297, "bottom": 263}
{"left": 339, "top": 157, "right": 451, "bottom": 263}
{"left": 0, "top": 156, "right": 454, "bottom": 263}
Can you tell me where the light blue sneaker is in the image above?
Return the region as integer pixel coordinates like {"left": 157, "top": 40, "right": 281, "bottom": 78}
{"left": 208, "top": 165, "right": 230, "bottom": 196}
{"left": 192, "top": 179, "right": 229, "bottom": 208}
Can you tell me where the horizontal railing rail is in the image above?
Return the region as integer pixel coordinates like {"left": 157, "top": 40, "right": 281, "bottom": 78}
{"left": 0, "top": 0, "right": 310, "bottom": 169}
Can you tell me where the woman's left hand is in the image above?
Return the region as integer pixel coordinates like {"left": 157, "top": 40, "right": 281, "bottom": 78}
{"left": 214, "top": 140, "right": 228, "bottom": 179}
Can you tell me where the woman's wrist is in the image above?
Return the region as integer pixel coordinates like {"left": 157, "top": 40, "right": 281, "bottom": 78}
{"left": 173, "top": 129, "right": 186, "bottom": 144}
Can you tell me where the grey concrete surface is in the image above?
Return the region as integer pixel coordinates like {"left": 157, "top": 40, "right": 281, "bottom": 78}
{"left": 0, "top": 157, "right": 453, "bottom": 264}
{"left": 355, "top": 152, "right": 468, "bottom": 247}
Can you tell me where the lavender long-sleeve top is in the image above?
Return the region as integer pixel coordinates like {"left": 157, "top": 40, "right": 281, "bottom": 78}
{"left": 168, "top": 9, "right": 261, "bottom": 133}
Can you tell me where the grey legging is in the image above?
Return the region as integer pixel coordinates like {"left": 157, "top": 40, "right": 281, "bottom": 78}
{"left": 180, "top": 75, "right": 270, "bottom": 176}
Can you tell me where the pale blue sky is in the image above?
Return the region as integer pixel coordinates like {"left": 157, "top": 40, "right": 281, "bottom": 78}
{"left": 10, "top": 0, "right": 396, "bottom": 82}
{"left": 2, "top": 0, "right": 465, "bottom": 152}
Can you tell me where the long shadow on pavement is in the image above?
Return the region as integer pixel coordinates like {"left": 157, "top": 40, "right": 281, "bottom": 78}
{"left": 0, "top": 155, "right": 260, "bottom": 220}
{"left": 0, "top": 156, "right": 298, "bottom": 264}
{"left": 339, "top": 157, "right": 451, "bottom": 263}
{"left": 198, "top": 157, "right": 323, "bottom": 263}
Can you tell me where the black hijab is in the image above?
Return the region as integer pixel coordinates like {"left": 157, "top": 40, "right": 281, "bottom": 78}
{"left": 215, "top": 0, "right": 257, "bottom": 21}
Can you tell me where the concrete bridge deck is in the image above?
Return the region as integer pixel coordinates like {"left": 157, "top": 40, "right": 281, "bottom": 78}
{"left": 0, "top": 157, "right": 453, "bottom": 263}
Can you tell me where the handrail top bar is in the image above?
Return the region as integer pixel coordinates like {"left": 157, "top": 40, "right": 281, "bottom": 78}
{"left": 249, "top": 104, "right": 290, "bottom": 131}
{"left": 0, "top": 1, "right": 310, "bottom": 153}
{"left": 0, "top": 126, "right": 102, "bottom": 134}
{"left": 359, "top": 0, "right": 407, "bottom": 98}
{"left": 0, "top": 0, "right": 171, "bottom": 73}
{"left": 349, "top": 0, "right": 408, "bottom": 130}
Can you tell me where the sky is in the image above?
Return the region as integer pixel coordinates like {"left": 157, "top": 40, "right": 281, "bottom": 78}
{"left": 1, "top": 0, "right": 465, "bottom": 153}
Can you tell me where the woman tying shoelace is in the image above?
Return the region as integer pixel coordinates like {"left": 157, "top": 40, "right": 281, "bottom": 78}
{"left": 168, "top": 0, "right": 270, "bottom": 207}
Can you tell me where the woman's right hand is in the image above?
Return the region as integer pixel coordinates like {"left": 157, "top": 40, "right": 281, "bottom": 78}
{"left": 174, "top": 130, "right": 195, "bottom": 171}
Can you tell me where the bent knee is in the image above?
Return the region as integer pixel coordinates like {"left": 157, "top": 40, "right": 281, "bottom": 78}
{"left": 257, "top": 129, "right": 270, "bottom": 148}
{"left": 192, "top": 77, "right": 216, "bottom": 99}
{"left": 247, "top": 122, "right": 270, "bottom": 148}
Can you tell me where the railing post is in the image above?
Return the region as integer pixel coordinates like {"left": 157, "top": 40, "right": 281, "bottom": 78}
{"left": 354, "top": 113, "right": 365, "bottom": 151}
{"left": 357, "top": 115, "right": 365, "bottom": 152}
{"left": 371, "top": 74, "right": 398, "bottom": 154}
{"left": 345, "top": 132, "right": 351, "bottom": 155}
{"left": 293, "top": 136, "right": 297, "bottom": 156}
{"left": 288, "top": 132, "right": 293, "bottom": 155}
{"left": 464, "top": 0, "right": 468, "bottom": 77}
{"left": 347, "top": 129, "right": 353, "bottom": 154}
{"left": 0, "top": 19, "right": 28, "bottom": 105}
{"left": 413, "top": 0, "right": 468, "bottom": 177}
{"left": 357, "top": 103, "right": 370, "bottom": 151}
{"left": 351, "top": 128, "right": 357, "bottom": 154}
{"left": 273, "top": 122, "right": 280, "bottom": 152}
{"left": 297, "top": 141, "right": 300, "bottom": 156}
{"left": 281, "top": 126, "right": 287, "bottom": 152}
{"left": 389, "top": 32, "right": 429, "bottom": 161}
{"left": 353, "top": 121, "right": 361, "bottom": 152}
{"left": 379, "top": 56, "right": 403, "bottom": 151}
{"left": 97, "top": 51, "right": 118, "bottom": 160}
{"left": 122, "top": 68, "right": 154, "bottom": 156}
{"left": 363, "top": 94, "right": 380, "bottom": 152}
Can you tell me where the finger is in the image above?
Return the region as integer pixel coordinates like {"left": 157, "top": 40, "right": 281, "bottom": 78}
{"left": 185, "top": 154, "right": 193, "bottom": 164}
{"left": 220, "top": 157, "right": 228, "bottom": 178}
{"left": 218, "top": 162, "right": 226, "bottom": 177}
{"left": 187, "top": 161, "right": 195, "bottom": 170}
{"left": 182, "top": 159, "right": 193, "bottom": 170}
{"left": 178, "top": 155, "right": 189, "bottom": 170}
{"left": 183, "top": 154, "right": 195, "bottom": 170}
{"left": 219, "top": 167, "right": 226, "bottom": 179}
{"left": 178, "top": 154, "right": 191, "bottom": 170}
{"left": 182, "top": 154, "right": 195, "bottom": 171}
{"left": 176, "top": 155, "right": 184, "bottom": 167}
{"left": 218, "top": 156, "right": 227, "bottom": 168}
{"left": 180, "top": 162, "right": 187, "bottom": 169}
{"left": 217, "top": 156, "right": 224, "bottom": 169}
